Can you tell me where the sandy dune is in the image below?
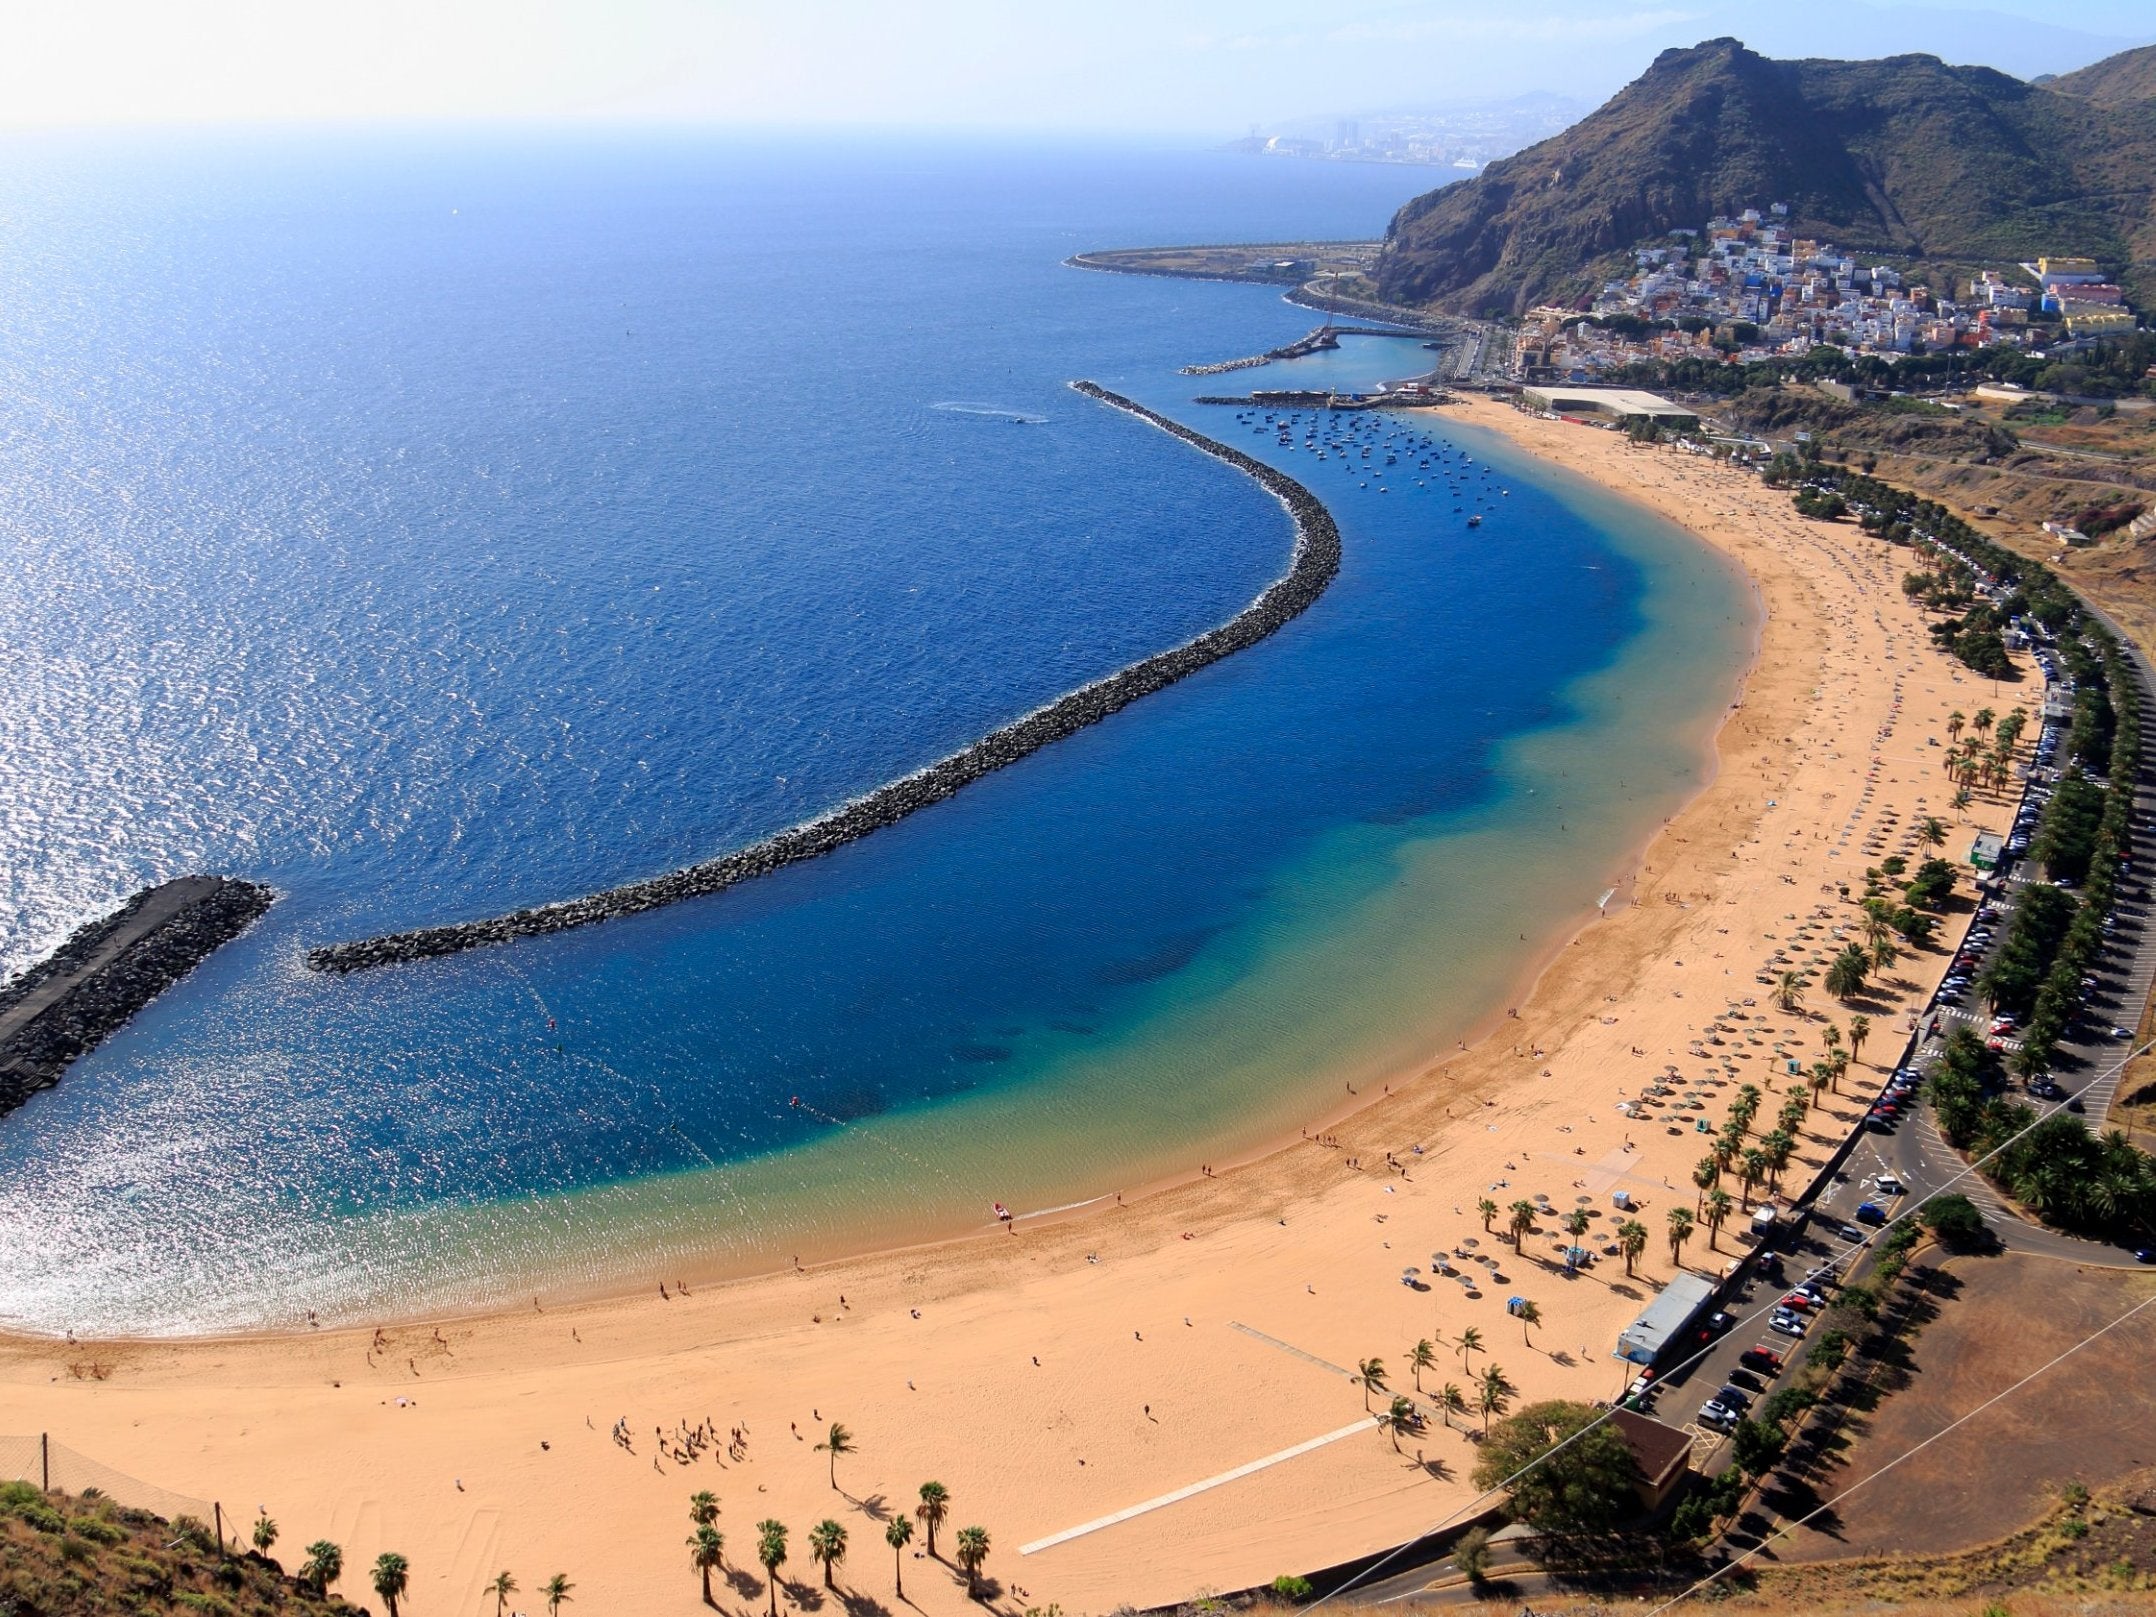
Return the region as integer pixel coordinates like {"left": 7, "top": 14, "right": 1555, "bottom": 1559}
{"left": 0, "top": 400, "right": 2025, "bottom": 1617}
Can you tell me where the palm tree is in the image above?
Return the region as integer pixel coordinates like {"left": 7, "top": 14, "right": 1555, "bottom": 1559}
{"left": 300, "top": 1542, "right": 343, "bottom": 1598}
{"left": 1507, "top": 1198, "right": 1537, "bottom": 1253}
{"left": 544, "top": 1573, "right": 575, "bottom": 1617}
{"left": 1974, "top": 706, "right": 1995, "bottom": 737}
{"left": 1692, "top": 1157, "right": 1719, "bottom": 1211}
{"left": 1382, "top": 1394, "right": 1416, "bottom": 1452}
{"left": 1666, "top": 1206, "right": 1695, "bottom": 1267}
{"left": 690, "top": 1490, "right": 720, "bottom": 1528}
{"left": 1617, "top": 1218, "right": 1648, "bottom": 1276}
{"left": 1827, "top": 943, "right": 1870, "bottom": 1001}
{"left": 1516, "top": 1299, "right": 1541, "bottom": 1346}
{"left": 885, "top": 1518, "right": 914, "bottom": 1600}
{"left": 1764, "top": 1129, "right": 1796, "bottom": 1192}
{"left": 1775, "top": 969, "right": 1807, "bottom": 1013}
{"left": 756, "top": 1521, "right": 788, "bottom": 1617}
{"left": 251, "top": 1513, "right": 277, "bottom": 1558}
{"left": 1809, "top": 1061, "right": 1832, "bottom": 1106}
{"left": 690, "top": 1526, "right": 725, "bottom": 1605}
{"left": 1738, "top": 1148, "right": 1768, "bottom": 1208}
{"left": 915, "top": 1482, "right": 951, "bottom": 1559}
{"left": 808, "top": 1520, "right": 847, "bottom": 1589}
{"left": 1946, "top": 710, "right": 1965, "bottom": 743}
{"left": 1408, "top": 1338, "right": 1437, "bottom": 1391}
{"left": 1563, "top": 1207, "right": 1591, "bottom": 1242}
{"left": 1476, "top": 1197, "right": 1498, "bottom": 1232}
{"left": 1455, "top": 1326, "right": 1483, "bottom": 1372}
{"left": 1952, "top": 786, "right": 1972, "bottom": 819}
{"left": 370, "top": 1552, "right": 410, "bottom": 1617}
{"left": 1703, "top": 1187, "right": 1734, "bottom": 1250}
{"left": 1821, "top": 1024, "right": 1842, "bottom": 1059}
{"left": 1476, "top": 1364, "right": 1513, "bottom": 1431}
{"left": 1870, "top": 934, "right": 1899, "bottom": 973}
{"left": 488, "top": 1571, "right": 518, "bottom": 1617}
{"left": 954, "top": 1526, "right": 991, "bottom": 1599}
{"left": 1437, "top": 1382, "right": 1468, "bottom": 1429}
{"left": 1356, "top": 1356, "right": 1389, "bottom": 1411}
{"left": 1921, "top": 815, "right": 1948, "bottom": 851}
{"left": 814, "top": 1423, "right": 855, "bottom": 1491}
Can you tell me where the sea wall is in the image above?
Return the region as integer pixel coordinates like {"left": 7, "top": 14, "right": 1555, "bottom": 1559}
{"left": 0, "top": 876, "right": 275, "bottom": 1117}
{"left": 308, "top": 383, "right": 1343, "bottom": 972}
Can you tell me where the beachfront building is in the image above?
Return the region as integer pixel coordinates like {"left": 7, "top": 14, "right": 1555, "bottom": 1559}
{"left": 1607, "top": 1408, "right": 1695, "bottom": 1512}
{"left": 1520, "top": 384, "right": 1700, "bottom": 431}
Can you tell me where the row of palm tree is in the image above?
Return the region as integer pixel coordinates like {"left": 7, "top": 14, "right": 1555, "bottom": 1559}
{"left": 487, "top": 1571, "right": 574, "bottom": 1616}
{"left": 254, "top": 1515, "right": 491, "bottom": 1617}
{"left": 683, "top": 1473, "right": 992, "bottom": 1610}
{"left": 1362, "top": 1349, "right": 1516, "bottom": 1431}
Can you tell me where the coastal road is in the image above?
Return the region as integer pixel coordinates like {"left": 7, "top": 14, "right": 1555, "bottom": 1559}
{"left": 1867, "top": 636, "right": 2156, "bottom": 1268}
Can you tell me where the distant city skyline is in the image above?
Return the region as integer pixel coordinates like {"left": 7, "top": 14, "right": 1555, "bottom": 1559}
{"left": 0, "top": 0, "right": 2149, "bottom": 132}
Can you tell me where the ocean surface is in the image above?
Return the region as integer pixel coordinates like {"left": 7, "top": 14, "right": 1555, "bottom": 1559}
{"left": 0, "top": 132, "right": 1754, "bottom": 1335}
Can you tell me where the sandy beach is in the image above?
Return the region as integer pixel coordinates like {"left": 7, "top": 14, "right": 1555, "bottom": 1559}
{"left": 0, "top": 400, "right": 2028, "bottom": 1617}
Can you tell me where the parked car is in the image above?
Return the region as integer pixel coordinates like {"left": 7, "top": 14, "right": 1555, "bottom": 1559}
{"left": 1726, "top": 1367, "right": 1766, "bottom": 1393}
{"left": 1769, "top": 1312, "right": 1807, "bottom": 1338}
{"left": 1855, "top": 1202, "right": 1888, "bottom": 1225}
{"left": 1715, "top": 1384, "right": 1755, "bottom": 1414}
{"left": 1740, "top": 1346, "right": 1785, "bottom": 1375}
{"left": 1698, "top": 1401, "right": 1739, "bottom": 1432}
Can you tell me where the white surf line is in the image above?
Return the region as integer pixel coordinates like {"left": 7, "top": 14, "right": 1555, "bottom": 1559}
{"left": 1020, "top": 1418, "right": 1375, "bottom": 1555}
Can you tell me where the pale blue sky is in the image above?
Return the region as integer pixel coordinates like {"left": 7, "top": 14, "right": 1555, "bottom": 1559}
{"left": 2, "top": 0, "right": 2148, "bottom": 131}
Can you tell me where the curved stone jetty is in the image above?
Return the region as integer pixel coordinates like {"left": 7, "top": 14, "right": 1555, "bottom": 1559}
{"left": 0, "top": 876, "right": 275, "bottom": 1117}
{"left": 307, "top": 383, "right": 1342, "bottom": 972}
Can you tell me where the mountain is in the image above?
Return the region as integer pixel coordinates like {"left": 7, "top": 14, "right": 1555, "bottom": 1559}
{"left": 1374, "top": 38, "right": 2156, "bottom": 317}
{"left": 2049, "top": 42, "right": 2156, "bottom": 105}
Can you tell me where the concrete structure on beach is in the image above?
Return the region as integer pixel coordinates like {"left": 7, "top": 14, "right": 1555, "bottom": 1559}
{"left": 1519, "top": 384, "right": 1699, "bottom": 430}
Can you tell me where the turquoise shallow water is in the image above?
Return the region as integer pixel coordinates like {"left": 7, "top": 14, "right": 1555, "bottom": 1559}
{"left": 0, "top": 134, "right": 1753, "bottom": 1335}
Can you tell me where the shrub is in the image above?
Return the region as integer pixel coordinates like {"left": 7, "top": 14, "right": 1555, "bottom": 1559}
{"left": 1269, "top": 1575, "right": 1314, "bottom": 1603}
{"left": 1454, "top": 1525, "right": 1493, "bottom": 1583}
{"left": 68, "top": 1515, "right": 126, "bottom": 1546}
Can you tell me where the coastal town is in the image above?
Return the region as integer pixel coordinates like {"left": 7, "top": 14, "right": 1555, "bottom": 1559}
{"left": 1513, "top": 203, "right": 2140, "bottom": 381}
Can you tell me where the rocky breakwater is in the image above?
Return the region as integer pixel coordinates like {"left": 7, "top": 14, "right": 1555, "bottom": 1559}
{"left": 309, "top": 383, "right": 1343, "bottom": 972}
{"left": 0, "top": 876, "right": 275, "bottom": 1118}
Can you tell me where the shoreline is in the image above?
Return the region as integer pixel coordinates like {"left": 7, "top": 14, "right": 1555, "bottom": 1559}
{"left": 0, "top": 394, "right": 2016, "bottom": 1617}
{"left": 306, "top": 385, "right": 1340, "bottom": 973}
{"left": 1, "top": 397, "right": 1760, "bottom": 1348}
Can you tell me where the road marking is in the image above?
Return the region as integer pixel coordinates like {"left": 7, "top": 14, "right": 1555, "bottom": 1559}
{"left": 1019, "top": 1418, "right": 1376, "bottom": 1554}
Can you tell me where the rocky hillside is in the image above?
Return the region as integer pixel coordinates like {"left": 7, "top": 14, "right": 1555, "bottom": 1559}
{"left": 1375, "top": 37, "right": 2156, "bottom": 316}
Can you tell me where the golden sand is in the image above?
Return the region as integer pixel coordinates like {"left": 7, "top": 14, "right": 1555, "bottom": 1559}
{"left": 0, "top": 400, "right": 2025, "bottom": 1616}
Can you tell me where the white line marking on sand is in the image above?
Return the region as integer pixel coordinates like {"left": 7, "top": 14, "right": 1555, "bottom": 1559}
{"left": 1020, "top": 1419, "right": 1375, "bottom": 1555}
{"left": 1228, "top": 1320, "right": 1354, "bottom": 1378}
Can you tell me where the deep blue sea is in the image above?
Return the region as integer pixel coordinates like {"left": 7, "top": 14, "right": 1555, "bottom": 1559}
{"left": 0, "top": 132, "right": 1753, "bottom": 1334}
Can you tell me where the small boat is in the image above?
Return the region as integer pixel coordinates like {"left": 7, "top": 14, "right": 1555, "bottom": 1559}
{"left": 1467, "top": 514, "right": 1483, "bottom": 527}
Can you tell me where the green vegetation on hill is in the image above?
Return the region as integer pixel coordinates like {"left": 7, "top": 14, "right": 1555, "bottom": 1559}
{"left": 0, "top": 1483, "right": 361, "bottom": 1616}
{"left": 1376, "top": 37, "right": 2156, "bottom": 316}
{"left": 2050, "top": 43, "right": 2156, "bottom": 108}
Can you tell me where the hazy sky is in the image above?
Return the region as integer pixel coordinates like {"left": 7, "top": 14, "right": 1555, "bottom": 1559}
{"left": 3, "top": 0, "right": 2149, "bottom": 132}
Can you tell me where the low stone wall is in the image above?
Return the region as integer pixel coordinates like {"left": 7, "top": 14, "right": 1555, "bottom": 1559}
{"left": 308, "top": 384, "right": 1343, "bottom": 972}
{"left": 0, "top": 876, "right": 275, "bottom": 1116}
